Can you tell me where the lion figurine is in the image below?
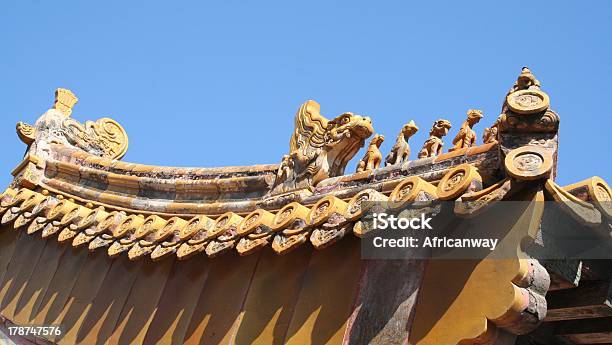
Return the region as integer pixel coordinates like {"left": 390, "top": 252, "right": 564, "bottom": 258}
{"left": 356, "top": 134, "right": 385, "bottom": 173}
{"left": 417, "top": 119, "right": 452, "bottom": 158}
{"left": 385, "top": 120, "right": 419, "bottom": 166}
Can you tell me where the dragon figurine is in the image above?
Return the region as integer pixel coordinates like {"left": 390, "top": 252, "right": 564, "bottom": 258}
{"left": 270, "top": 100, "right": 374, "bottom": 194}
{"left": 16, "top": 88, "right": 129, "bottom": 161}
{"left": 385, "top": 120, "right": 419, "bottom": 166}
{"left": 356, "top": 134, "right": 385, "bottom": 173}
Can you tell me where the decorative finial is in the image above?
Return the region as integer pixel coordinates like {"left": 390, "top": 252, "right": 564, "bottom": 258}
{"left": 53, "top": 88, "right": 78, "bottom": 116}
{"left": 509, "top": 66, "right": 540, "bottom": 94}
{"left": 385, "top": 120, "right": 419, "bottom": 166}
{"left": 16, "top": 122, "right": 36, "bottom": 145}
{"left": 269, "top": 100, "right": 374, "bottom": 195}
{"left": 505, "top": 67, "right": 550, "bottom": 115}
{"left": 356, "top": 134, "right": 385, "bottom": 173}
{"left": 449, "top": 109, "right": 483, "bottom": 151}
{"left": 417, "top": 119, "right": 451, "bottom": 158}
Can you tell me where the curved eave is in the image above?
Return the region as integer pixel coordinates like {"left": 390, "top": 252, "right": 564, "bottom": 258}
{"left": 14, "top": 142, "right": 500, "bottom": 217}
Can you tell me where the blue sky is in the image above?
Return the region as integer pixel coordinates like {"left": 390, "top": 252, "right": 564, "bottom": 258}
{"left": 1, "top": 0, "right": 610, "bottom": 188}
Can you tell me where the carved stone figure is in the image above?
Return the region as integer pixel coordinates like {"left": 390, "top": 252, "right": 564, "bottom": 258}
{"left": 450, "top": 109, "right": 483, "bottom": 151}
{"left": 276, "top": 154, "right": 294, "bottom": 184}
{"left": 499, "top": 67, "right": 557, "bottom": 133}
{"left": 16, "top": 88, "right": 129, "bottom": 160}
{"left": 384, "top": 120, "right": 419, "bottom": 166}
{"left": 502, "top": 67, "right": 550, "bottom": 118}
{"left": 356, "top": 134, "right": 385, "bottom": 173}
{"left": 270, "top": 100, "right": 374, "bottom": 194}
{"left": 508, "top": 66, "right": 540, "bottom": 94}
{"left": 482, "top": 117, "right": 500, "bottom": 144}
{"left": 16, "top": 122, "right": 36, "bottom": 145}
{"left": 417, "top": 119, "right": 452, "bottom": 159}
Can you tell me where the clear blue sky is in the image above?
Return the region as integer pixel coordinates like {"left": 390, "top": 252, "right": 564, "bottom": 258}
{"left": 1, "top": 0, "right": 610, "bottom": 188}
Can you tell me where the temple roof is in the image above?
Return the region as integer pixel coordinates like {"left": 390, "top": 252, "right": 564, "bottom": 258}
{"left": 1, "top": 68, "right": 611, "bottom": 345}
{"left": 1, "top": 68, "right": 610, "bottom": 262}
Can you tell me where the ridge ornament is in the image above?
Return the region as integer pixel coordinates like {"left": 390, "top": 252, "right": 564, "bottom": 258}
{"left": 385, "top": 120, "right": 419, "bottom": 166}
{"left": 270, "top": 100, "right": 374, "bottom": 194}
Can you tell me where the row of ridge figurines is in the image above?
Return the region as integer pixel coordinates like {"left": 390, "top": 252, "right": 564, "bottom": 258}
{"left": 355, "top": 108, "right": 493, "bottom": 173}
{"left": 355, "top": 66, "right": 542, "bottom": 173}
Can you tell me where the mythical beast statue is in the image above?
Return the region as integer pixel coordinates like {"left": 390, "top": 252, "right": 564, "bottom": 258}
{"left": 450, "top": 109, "right": 483, "bottom": 151}
{"left": 417, "top": 119, "right": 452, "bottom": 158}
{"left": 16, "top": 88, "right": 128, "bottom": 161}
{"left": 356, "top": 134, "right": 385, "bottom": 173}
{"left": 270, "top": 100, "right": 374, "bottom": 195}
{"left": 385, "top": 120, "right": 419, "bottom": 166}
